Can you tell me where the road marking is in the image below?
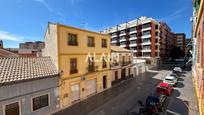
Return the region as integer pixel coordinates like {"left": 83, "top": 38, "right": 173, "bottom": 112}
{"left": 166, "top": 109, "right": 181, "bottom": 115}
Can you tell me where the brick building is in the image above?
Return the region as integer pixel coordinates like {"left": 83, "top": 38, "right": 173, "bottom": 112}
{"left": 172, "top": 33, "right": 186, "bottom": 51}
{"left": 103, "top": 16, "right": 180, "bottom": 66}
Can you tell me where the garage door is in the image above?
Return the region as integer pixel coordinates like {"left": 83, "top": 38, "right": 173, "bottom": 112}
{"left": 71, "top": 84, "right": 80, "bottom": 102}
{"left": 86, "top": 79, "right": 96, "bottom": 96}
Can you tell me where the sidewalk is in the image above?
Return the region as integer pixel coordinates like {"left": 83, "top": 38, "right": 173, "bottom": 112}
{"left": 165, "top": 70, "right": 199, "bottom": 115}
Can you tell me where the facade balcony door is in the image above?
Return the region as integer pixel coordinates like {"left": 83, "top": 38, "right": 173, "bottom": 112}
{"left": 121, "top": 68, "right": 126, "bottom": 80}
{"left": 103, "top": 75, "right": 107, "bottom": 89}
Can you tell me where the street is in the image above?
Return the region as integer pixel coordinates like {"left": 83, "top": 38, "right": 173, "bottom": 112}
{"left": 53, "top": 67, "right": 199, "bottom": 115}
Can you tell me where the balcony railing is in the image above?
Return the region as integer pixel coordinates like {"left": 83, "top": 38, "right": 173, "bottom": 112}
{"left": 70, "top": 69, "right": 78, "bottom": 74}
{"left": 87, "top": 65, "right": 98, "bottom": 73}
{"left": 120, "top": 61, "right": 132, "bottom": 66}
{"left": 110, "top": 62, "right": 119, "bottom": 67}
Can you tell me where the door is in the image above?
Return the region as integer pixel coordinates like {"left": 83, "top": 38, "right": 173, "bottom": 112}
{"left": 71, "top": 84, "right": 80, "bottom": 102}
{"left": 5, "top": 102, "right": 20, "bottom": 115}
{"left": 103, "top": 76, "right": 107, "bottom": 89}
{"left": 121, "top": 69, "right": 126, "bottom": 80}
{"left": 86, "top": 79, "right": 96, "bottom": 96}
{"left": 115, "top": 71, "right": 118, "bottom": 81}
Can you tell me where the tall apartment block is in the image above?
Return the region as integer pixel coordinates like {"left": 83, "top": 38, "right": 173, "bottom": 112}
{"left": 172, "top": 33, "right": 186, "bottom": 51}
{"left": 103, "top": 16, "right": 173, "bottom": 65}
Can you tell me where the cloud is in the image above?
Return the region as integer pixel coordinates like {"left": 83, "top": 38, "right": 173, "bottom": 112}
{"left": 33, "top": 0, "right": 65, "bottom": 18}
{"left": 159, "top": 7, "right": 188, "bottom": 22}
{"left": 0, "top": 31, "right": 24, "bottom": 41}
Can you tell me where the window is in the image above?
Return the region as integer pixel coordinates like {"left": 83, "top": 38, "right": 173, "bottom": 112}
{"left": 111, "top": 37, "right": 117, "bottom": 41}
{"left": 32, "top": 94, "right": 49, "bottom": 111}
{"left": 102, "top": 57, "right": 107, "bottom": 68}
{"left": 142, "top": 23, "right": 151, "bottom": 29}
{"left": 88, "top": 57, "right": 95, "bottom": 72}
{"left": 70, "top": 58, "right": 78, "bottom": 74}
{"left": 5, "top": 102, "right": 20, "bottom": 115}
{"left": 155, "top": 32, "right": 158, "bottom": 36}
{"left": 68, "top": 33, "right": 78, "bottom": 46}
{"left": 102, "top": 39, "right": 107, "bottom": 48}
{"left": 115, "top": 71, "right": 118, "bottom": 80}
{"left": 130, "top": 27, "right": 136, "bottom": 32}
{"left": 111, "top": 43, "right": 116, "bottom": 46}
{"left": 155, "top": 39, "right": 158, "bottom": 43}
{"left": 87, "top": 36, "right": 95, "bottom": 47}
{"left": 143, "top": 31, "right": 151, "bottom": 36}
{"left": 155, "top": 25, "right": 158, "bottom": 29}
{"left": 130, "top": 34, "right": 136, "bottom": 38}
{"left": 128, "top": 68, "right": 131, "bottom": 76}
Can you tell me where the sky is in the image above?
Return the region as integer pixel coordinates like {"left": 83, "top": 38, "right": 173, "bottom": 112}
{"left": 0, "top": 0, "right": 193, "bottom": 48}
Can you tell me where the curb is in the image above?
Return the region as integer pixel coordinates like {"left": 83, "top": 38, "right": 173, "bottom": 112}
{"left": 192, "top": 75, "right": 202, "bottom": 115}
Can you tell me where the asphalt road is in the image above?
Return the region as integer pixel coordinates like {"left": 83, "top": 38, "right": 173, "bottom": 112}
{"left": 87, "top": 70, "right": 169, "bottom": 115}
{"left": 53, "top": 67, "right": 199, "bottom": 115}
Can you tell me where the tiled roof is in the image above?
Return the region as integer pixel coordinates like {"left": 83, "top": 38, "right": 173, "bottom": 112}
{"left": 0, "top": 57, "right": 59, "bottom": 86}
{"left": 111, "top": 46, "right": 132, "bottom": 53}
{"left": 0, "top": 48, "right": 19, "bottom": 57}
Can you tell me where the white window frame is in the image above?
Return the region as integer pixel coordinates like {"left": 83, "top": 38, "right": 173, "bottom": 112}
{"left": 31, "top": 93, "right": 50, "bottom": 112}
{"left": 3, "top": 101, "right": 22, "bottom": 115}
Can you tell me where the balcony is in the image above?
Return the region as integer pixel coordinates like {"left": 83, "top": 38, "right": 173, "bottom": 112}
{"left": 111, "top": 35, "right": 117, "bottom": 38}
{"left": 87, "top": 65, "right": 98, "bottom": 73}
{"left": 120, "top": 61, "right": 132, "bottom": 66}
{"left": 88, "top": 43, "right": 95, "bottom": 47}
{"left": 111, "top": 40, "right": 117, "bottom": 43}
{"left": 141, "top": 34, "right": 151, "bottom": 39}
{"left": 141, "top": 42, "right": 151, "bottom": 45}
{"left": 129, "top": 30, "right": 137, "bottom": 34}
{"left": 129, "top": 37, "right": 137, "bottom": 40}
{"left": 142, "top": 27, "right": 151, "bottom": 31}
{"left": 110, "top": 62, "right": 119, "bottom": 67}
{"left": 142, "top": 49, "right": 151, "bottom": 52}
{"left": 129, "top": 43, "right": 137, "bottom": 47}
{"left": 120, "top": 33, "right": 126, "bottom": 36}
{"left": 120, "top": 44, "right": 126, "bottom": 48}
{"left": 70, "top": 69, "right": 78, "bottom": 74}
{"left": 120, "top": 39, "right": 126, "bottom": 42}
{"left": 102, "top": 63, "right": 107, "bottom": 68}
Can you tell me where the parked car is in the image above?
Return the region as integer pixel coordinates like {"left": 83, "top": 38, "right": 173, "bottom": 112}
{"left": 163, "top": 76, "right": 178, "bottom": 86}
{"left": 156, "top": 83, "right": 173, "bottom": 96}
{"left": 168, "top": 71, "right": 179, "bottom": 78}
{"left": 173, "top": 67, "right": 182, "bottom": 73}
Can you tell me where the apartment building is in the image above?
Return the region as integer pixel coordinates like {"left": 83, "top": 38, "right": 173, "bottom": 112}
{"left": 5, "top": 41, "right": 46, "bottom": 57}
{"left": 103, "top": 16, "right": 173, "bottom": 66}
{"left": 172, "top": 33, "right": 186, "bottom": 51}
{"left": 0, "top": 57, "right": 60, "bottom": 115}
{"left": 43, "top": 22, "right": 111, "bottom": 108}
{"left": 19, "top": 41, "right": 45, "bottom": 50}
{"left": 159, "top": 22, "right": 172, "bottom": 61}
{"left": 110, "top": 46, "right": 134, "bottom": 85}
{"left": 192, "top": 0, "right": 204, "bottom": 114}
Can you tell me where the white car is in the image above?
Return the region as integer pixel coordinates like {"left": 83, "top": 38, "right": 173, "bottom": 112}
{"left": 168, "top": 71, "right": 178, "bottom": 78}
{"left": 163, "top": 76, "right": 178, "bottom": 86}
{"left": 173, "top": 67, "right": 182, "bottom": 73}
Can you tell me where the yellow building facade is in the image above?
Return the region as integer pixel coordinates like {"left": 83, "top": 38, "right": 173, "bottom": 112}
{"left": 43, "top": 22, "right": 111, "bottom": 108}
